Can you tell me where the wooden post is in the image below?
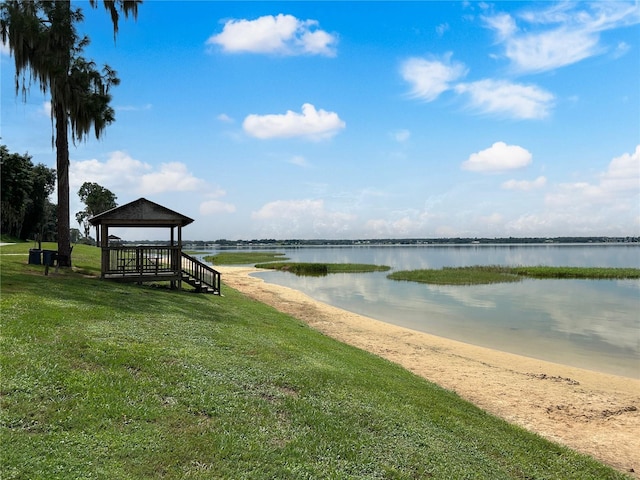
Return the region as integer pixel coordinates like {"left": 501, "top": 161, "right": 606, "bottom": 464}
{"left": 177, "top": 226, "right": 182, "bottom": 291}
{"left": 100, "top": 224, "right": 109, "bottom": 278}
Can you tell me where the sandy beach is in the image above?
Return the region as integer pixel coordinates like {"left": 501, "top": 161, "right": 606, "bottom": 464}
{"left": 217, "top": 266, "right": 640, "bottom": 477}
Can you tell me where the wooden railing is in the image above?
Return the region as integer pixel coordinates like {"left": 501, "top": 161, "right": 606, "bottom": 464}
{"left": 181, "top": 252, "right": 221, "bottom": 294}
{"left": 103, "top": 246, "right": 180, "bottom": 276}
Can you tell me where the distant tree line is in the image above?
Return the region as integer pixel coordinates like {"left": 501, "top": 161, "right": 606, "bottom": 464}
{"left": 0, "top": 145, "right": 56, "bottom": 241}
{"left": 143, "top": 237, "right": 638, "bottom": 247}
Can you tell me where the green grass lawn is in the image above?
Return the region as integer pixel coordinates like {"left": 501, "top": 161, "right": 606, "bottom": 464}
{"left": 0, "top": 243, "right": 630, "bottom": 479}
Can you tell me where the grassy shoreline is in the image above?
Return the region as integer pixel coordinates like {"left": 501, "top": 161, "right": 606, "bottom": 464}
{"left": 388, "top": 265, "right": 640, "bottom": 285}
{"left": 0, "top": 243, "right": 630, "bottom": 479}
{"left": 255, "top": 262, "right": 391, "bottom": 276}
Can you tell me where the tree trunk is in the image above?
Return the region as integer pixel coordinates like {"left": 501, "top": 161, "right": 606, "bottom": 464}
{"left": 55, "top": 101, "right": 72, "bottom": 267}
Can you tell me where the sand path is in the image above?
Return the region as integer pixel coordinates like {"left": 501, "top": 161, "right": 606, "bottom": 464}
{"left": 217, "top": 266, "right": 640, "bottom": 477}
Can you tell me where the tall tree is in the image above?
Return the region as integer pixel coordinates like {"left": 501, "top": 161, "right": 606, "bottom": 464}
{"left": 76, "top": 181, "right": 117, "bottom": 239}
{"left": 0, "top": 0, "right": 139, "bottom": 266}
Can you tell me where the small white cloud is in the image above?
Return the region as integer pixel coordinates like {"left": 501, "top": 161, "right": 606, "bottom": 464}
{"left": 139, "top": 162, "right": 206, "bottom": 195}
{"left": 401, "top": 53, "right": 467, "bottom": 102}
{"left": 200, "top": 199, "right": 236, "bottom": 215}
{"left": 206, "top": 14, "right": 337, "bottom": 56}
{"left": 1, "top": 38, "right": 10, "bottom": 56}
{"left": 483, "top": 12, "right": 517, "bottom": 40}
{"left": 612, "top": 41, "right": 631, "bottom": 59}
{"left": 289, "top": 155, "right": 310, "bottom": 167}
{"left": 502, "top": 176, "right": 547, "bottom": 190}
{"left": 454, "top": 79, "right": 554, "bottom": 119}
{"left": 479, "top": 213, "right": 504, "bottom": 225}
{"left": 436, "top": 23, "right": 450, "bottom": 36}
{"left": 463, "top": 141, "right": 532, "bottom": 173}
{"left": 243, "top": 103, "right": 345, "bottom": 140}
{"left": 392, "top": 129, "right": 411, "bottom": 143}
{"left": 115, "top": 103, "right": 152, "bottom": 112}
{"left": 39, "top": 101, "right": 52, "bottom": 117}
{"left": 217, "top": 113, "right": 234, "bottom": 123}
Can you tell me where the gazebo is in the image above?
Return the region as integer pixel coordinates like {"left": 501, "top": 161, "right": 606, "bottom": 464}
{"left": 89, "top": 198, "right": 220, "bottom": 294}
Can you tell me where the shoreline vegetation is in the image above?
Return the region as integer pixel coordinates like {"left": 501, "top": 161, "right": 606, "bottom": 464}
{"left": 388, "top": 265, "right": 640, "bottom": 285}
{"left": 205, "top": 252, "right": 391, "bottom": 275}
{"left": 2, "top": 243, "right": 638, "bottom": 478}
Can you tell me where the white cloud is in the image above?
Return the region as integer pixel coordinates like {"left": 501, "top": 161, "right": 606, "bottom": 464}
{"left": 364, "top": 209, "right": 441, "bottom": 237}
{"left": 139, "top": 162, "right": 207, "bottom": 195}
{"left": 483, "top": 12, "right": 517, "bottom": 40}
{"left": 364, "top": 217, "right": 418, "bottom": 237}
{"left": 71, "top": 151, "right": 206, "bottom": 197}
{"left": 206, "top": 14, "right": 337, "bottom": 56}
{"left": 462, "top": 142, "right": 532, "bottom": 173}
{"left": 1, "top": 38, "right": 9, "bottom": 56}
{"left": 502, "top": 176, "right": 547, "bottom": 191}
{"left": 115, "top": 103, "right": 152, "bottom": 112}
{"left": 504, "top": 27, "right": 599, "bottom": 74}
{"left": 401, "top": 54, "right": 467, "bottom": 101}
{"left": 289, "top": 155, "right": 310, "bottom": 167}
{"left": 454, "top": 79, "right": 554, "bottom": 119}
{"left": 436, "top": 23, "right": 450, "bottom": 36}
{"left": 479, "top": 213, "right": 504, "bottom": 226}
{"left": 545, "top": 145, "right": 640, "bottom": 214}
{"left": 546, "top": 145, "right": 640, "bottom": 211}
{"left": 251, "top": 199, "right": 355, "bottom": 238}
{"left": 200, "top": 200, "right": 236, "bottom": 215}
{"left": 217, "top": 113, "right": 234, "bottom": 123}
{"left": 599, "top": 145, "right": 640, "bottom": 192}
{"left": 243, "top": 103, "right": 345, "bottom": 140}
{"left": 39, "top": 101, "right": 52, "bottom": 117}
{"left": 484, "top": 3, "right": 640, "bottom": 73}
{"left": 612, "top": 41, "right": 631, "bottom": 59}
{"left": 392, "top": 129, "right": 411, "bottom": 143}
{"left": 199, "top": 188, "right": 236, "bottom": 215}
{"left": 71, "top": 151, "right": 150, "bottom": 191}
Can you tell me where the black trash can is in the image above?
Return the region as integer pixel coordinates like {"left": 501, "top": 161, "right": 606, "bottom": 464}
{"left": 28, "top": 249, "right": 42, "bottom": 265}
{"left": 42, "top": 249, "right": 57, "bottom": 266}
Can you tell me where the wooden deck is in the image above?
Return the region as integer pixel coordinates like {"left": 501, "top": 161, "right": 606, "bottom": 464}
{"left": 100, "top": 246, "right": 220, "bottom": 294}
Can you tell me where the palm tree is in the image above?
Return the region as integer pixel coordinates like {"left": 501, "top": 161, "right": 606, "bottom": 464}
{"left": 1, "top": 0, "right": 139, "bottom": 266}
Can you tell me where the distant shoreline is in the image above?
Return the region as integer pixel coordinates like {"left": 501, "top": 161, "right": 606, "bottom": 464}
{"left": 123, "top": 237, "right": 640, "bottom": 247}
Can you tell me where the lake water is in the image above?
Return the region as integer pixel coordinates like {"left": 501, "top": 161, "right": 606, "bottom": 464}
{"left": 201, "top": 244, "right": 640, "bottom": 379}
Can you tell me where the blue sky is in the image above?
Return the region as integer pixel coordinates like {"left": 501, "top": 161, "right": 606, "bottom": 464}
{"left": 2, "top": 1, "right": 639, "bottom": 241}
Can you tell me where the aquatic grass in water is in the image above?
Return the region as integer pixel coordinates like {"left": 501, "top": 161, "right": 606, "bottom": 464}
{"left": 388, "top": 265, "right": 640, "bottom": 285}
{"left": 256, "top": 262, "right": 391, "bottom": 277}
{"left": 204, "top": 251, "right": 289, "bottom": 265}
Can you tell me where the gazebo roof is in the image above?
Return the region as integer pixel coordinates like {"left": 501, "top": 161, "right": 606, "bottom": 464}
{"left": 89, "top": 198, "right": 194, "bottom": 228}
